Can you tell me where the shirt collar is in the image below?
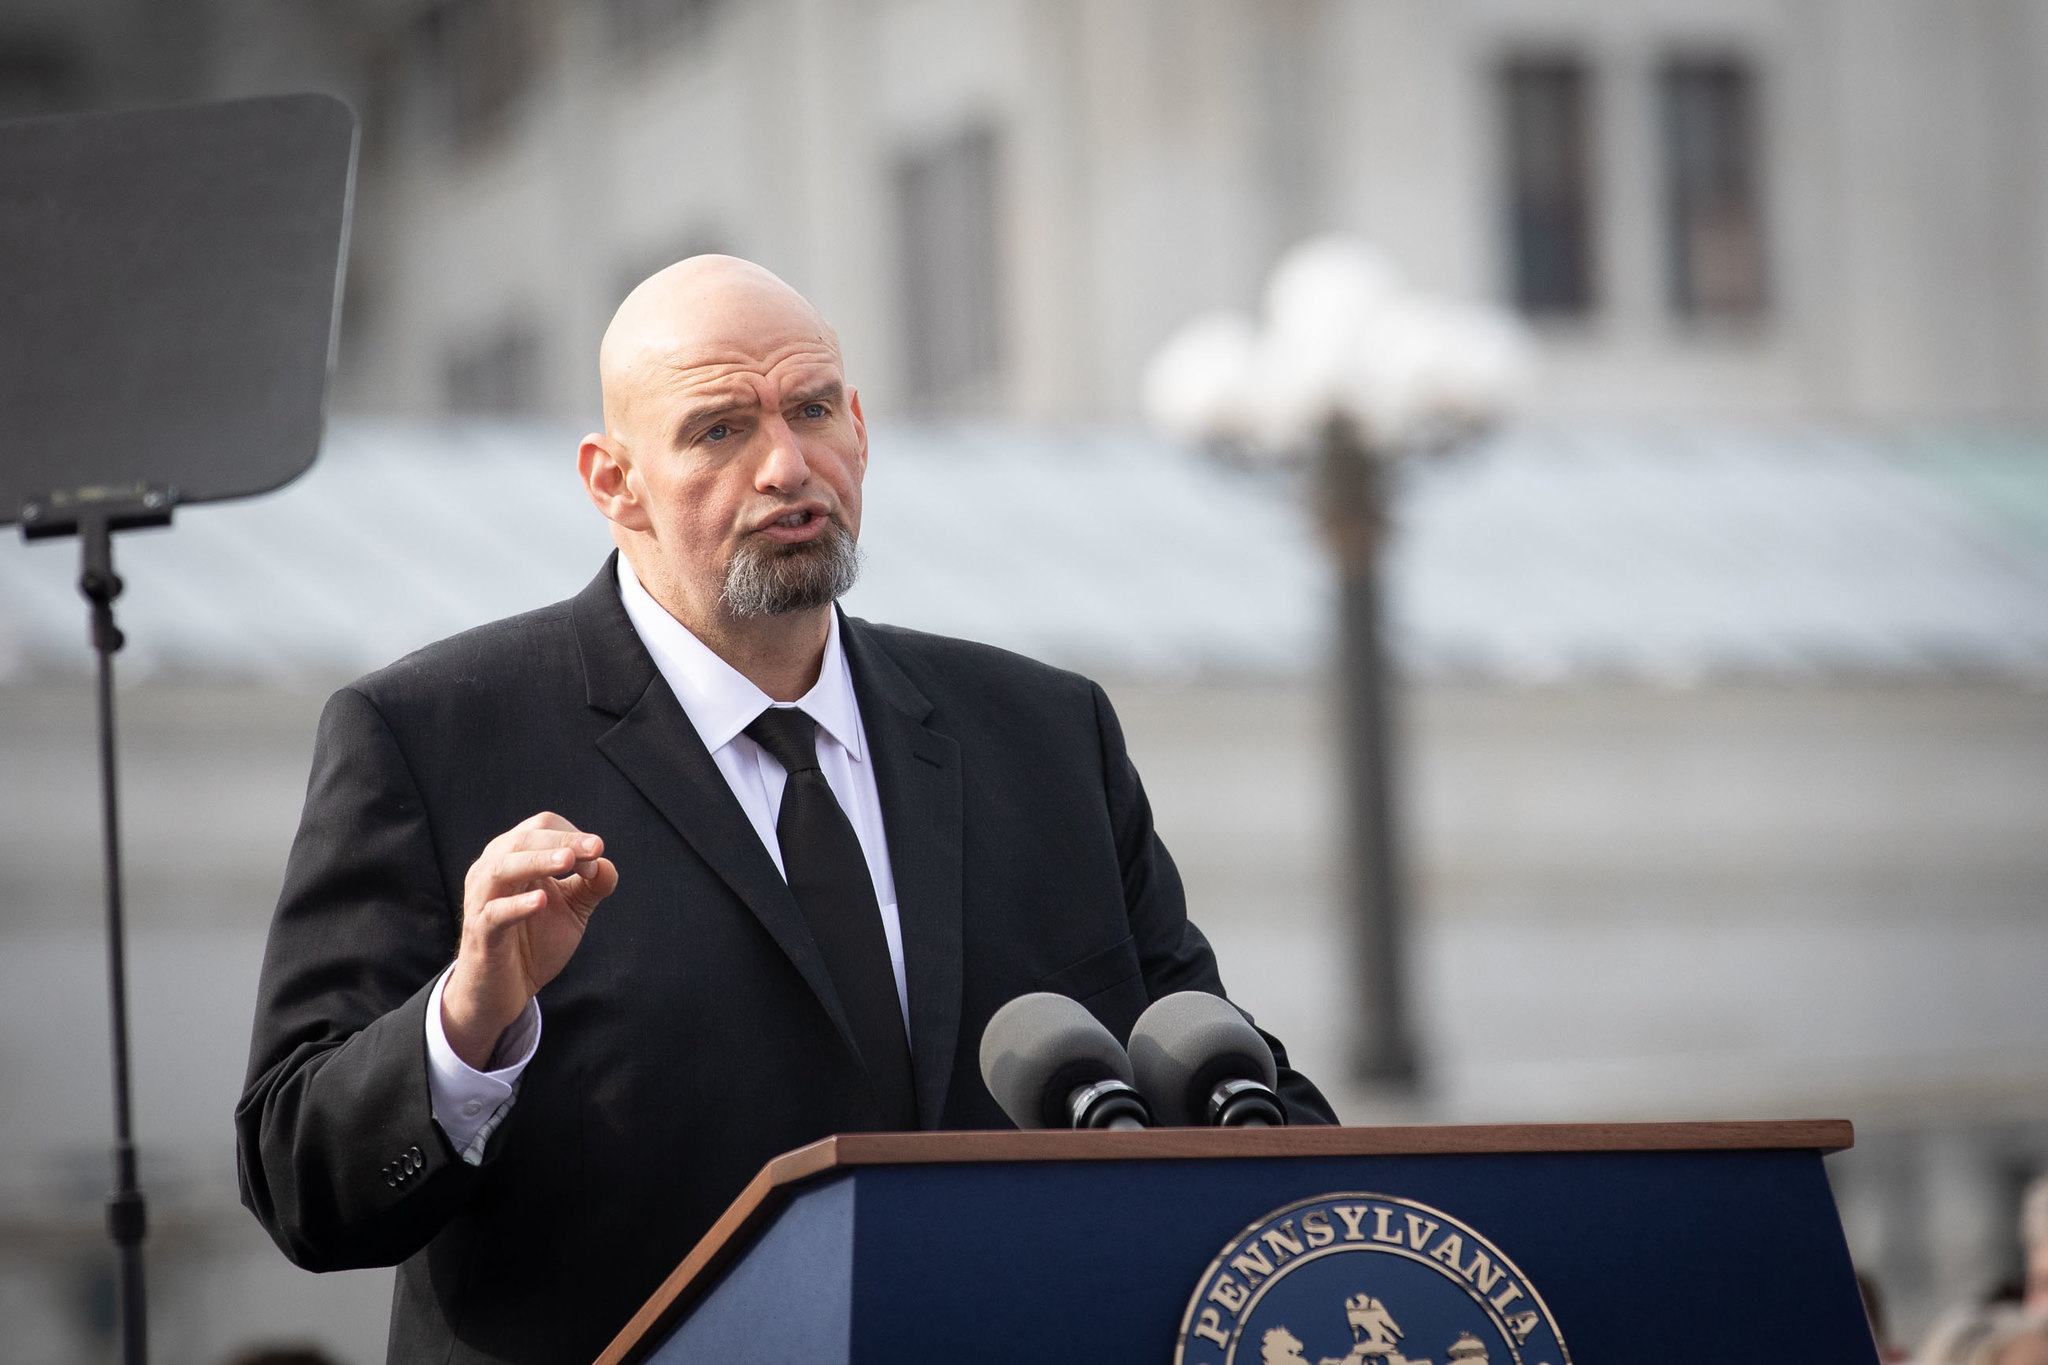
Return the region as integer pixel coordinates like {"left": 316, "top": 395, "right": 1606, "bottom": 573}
{"left": 615, "top": 554, "right": 864, "bottom": 761}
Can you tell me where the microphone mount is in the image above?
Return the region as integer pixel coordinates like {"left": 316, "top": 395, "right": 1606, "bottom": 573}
{"left": 1207, "top": 1076, "right": 1286, "bottom": 1128}
{"left": 1063, "top": 1076, "right": 1152, "bottom": 1130}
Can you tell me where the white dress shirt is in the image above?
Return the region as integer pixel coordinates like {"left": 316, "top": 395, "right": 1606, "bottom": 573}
{"left": 424, "top": 556, "right": 905, "bottom": 1160}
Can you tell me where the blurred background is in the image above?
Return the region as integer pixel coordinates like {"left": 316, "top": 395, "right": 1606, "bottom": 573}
{"left": 2, "top": 0, "right": 2047, "bottom": 1361}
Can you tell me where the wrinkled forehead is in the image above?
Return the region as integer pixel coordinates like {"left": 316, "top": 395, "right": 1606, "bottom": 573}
{"left": 639, "top": 339, "right": 844, "bottom": 423}
{"left": 612, "top": 338, "right": 843, "bottom": 436}
{"left": 603, "top": 274, "right": 844, "bottom": 429}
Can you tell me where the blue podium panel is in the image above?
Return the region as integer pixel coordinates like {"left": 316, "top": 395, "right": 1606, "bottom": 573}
{"left": 646, "top": 1177, "right": 855, "bottom": 1365}
{"left": 608, "top": 1124, "right": 1873, "bottom": 1365}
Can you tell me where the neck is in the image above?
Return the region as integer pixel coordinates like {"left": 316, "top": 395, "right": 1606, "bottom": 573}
{"left": 692, "top": 606, "right": 833, "bottom": 702}
{"left": 625, "top": 548, "right": 831, "bottom": 701}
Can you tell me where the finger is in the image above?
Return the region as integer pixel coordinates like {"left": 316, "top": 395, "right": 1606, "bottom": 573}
{"left": 561, "top": 858, "right": 620, "bottom": 908}
{"left": 491, "top": 846, "right": 582, "bottom": 887}
{"left": 488, "top": 812, "right": 558, "bottom": 853}
{"left": 478, "top": 887, "right": 550, "bottom": 929}
{"left": 520, "top": 810, "right": 584, "bottom": 835}
{"left": 508, "top": 829, "right": 605, "bottom": 859}
{"left": 567, "top": 845, "right": 610, "bottom": 879}
{"left": 473, "top": 818, "right": 568, "bottom": 866}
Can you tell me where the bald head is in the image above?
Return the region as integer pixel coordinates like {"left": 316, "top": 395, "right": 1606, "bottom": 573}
{"left": 577, "top": 254, "right": 868, "bottom": 684}
{"left": 600, "top": 255, "right": 841, "bottom": 435}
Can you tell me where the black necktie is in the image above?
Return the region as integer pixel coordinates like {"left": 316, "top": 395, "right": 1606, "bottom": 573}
{"left": 743, "top": 706, "right": 918, "bottom": 1130}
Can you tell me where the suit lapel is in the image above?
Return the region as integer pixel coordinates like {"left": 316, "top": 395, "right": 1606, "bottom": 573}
{"left": 573, "top": 558, "right": 863, "bottom": 1064}
{"left": 841, "top": 613, "right": 965, "bottom": 1129}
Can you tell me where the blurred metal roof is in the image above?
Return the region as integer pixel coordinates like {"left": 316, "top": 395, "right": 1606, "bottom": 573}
{"left": 2, "top": 417, "right": 2046, "bottom": 685}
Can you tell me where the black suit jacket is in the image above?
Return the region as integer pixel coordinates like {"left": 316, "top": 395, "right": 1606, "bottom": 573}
{"left": 236, "top": 556, "right": 1333, "bottom": 1365}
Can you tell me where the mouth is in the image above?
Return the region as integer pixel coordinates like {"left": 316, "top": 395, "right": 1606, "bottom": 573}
{"left": 752, "top": 504, "right": 832, "bottom": 544}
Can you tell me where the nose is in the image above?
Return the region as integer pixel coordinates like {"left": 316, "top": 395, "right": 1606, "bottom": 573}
{"left": 753, "top": 412, "right": 811, "bottom": 494}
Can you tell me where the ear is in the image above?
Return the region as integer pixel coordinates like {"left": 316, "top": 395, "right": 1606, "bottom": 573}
{"left": 847, "top": 387, "right": 869, "bottom": 477}
{"left": 579, "top": 433, "right": 652, "bottom": 532}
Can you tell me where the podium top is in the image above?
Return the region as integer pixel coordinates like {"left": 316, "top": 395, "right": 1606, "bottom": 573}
{"left": 597, "top": 1119, "right": 1850, "bottom": 1365}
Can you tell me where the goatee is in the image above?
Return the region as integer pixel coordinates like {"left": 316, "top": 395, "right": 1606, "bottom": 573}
{"left": 720, "top": 517, "right": 863, "bottom": 618}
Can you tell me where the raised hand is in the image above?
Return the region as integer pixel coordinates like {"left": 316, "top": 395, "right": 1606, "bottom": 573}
{"left": 441, "top": 811, "right": 620, "bottom": 1070}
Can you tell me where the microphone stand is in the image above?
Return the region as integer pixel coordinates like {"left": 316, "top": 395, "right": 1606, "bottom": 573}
{"left": 22, "top": 482, "right": 177, "bottom": 1365}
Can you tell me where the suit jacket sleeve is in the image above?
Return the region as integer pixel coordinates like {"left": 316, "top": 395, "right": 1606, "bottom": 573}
{"left": 236, "top": 685, "right": 484, "bottom": 1270}
{"left": 1090, "top": 683, "right": 1339, "bottom": 1126}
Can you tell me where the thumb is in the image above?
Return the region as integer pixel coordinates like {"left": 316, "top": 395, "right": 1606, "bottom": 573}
{"left": 563, "top": 857, "right": 620, "bottom": 912}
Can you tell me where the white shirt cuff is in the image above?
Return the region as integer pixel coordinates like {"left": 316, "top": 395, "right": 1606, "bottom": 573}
{"left": 425, "top": 966, "right": 541, "bottom": 1165}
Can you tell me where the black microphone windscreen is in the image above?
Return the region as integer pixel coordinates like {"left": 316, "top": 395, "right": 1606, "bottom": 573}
{"left": 978, "top": 992, "right": 1135, "bottom": 1129}
{"left": 1127, "top": 991, "right": 1278, "bottom": 1126}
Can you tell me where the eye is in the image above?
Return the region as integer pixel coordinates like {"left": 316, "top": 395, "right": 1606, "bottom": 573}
{"left": 703, "top": 422, "right": 730, "bottom": 442}
{"left": 801, "top": 402, "right": 827, "bottom": 420}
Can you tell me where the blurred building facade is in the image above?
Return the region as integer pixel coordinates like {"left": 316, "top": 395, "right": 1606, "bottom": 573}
{"left": 13, "top": 0, "right": 2040, "bottom": 421}
{"left": 258, "top": 0, "right": 2048, "bottom": 422}
{"left": 3, "top": 2, "right": 2048, "bottom": 1364}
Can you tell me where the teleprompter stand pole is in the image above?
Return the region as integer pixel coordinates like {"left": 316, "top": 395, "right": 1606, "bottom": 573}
{"left": 2, "top": 94, "right": 354, "bottom": 1364}
{"left": 84, "top": 513, "right": 148, "bottom": 1365}
{"left": 22, "top": 483, "right": 176, "bottom": 1365}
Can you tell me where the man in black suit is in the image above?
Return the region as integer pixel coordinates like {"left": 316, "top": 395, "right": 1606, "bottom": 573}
{"left": 237, "top": 256, "right": 1333, "bottom": 1365}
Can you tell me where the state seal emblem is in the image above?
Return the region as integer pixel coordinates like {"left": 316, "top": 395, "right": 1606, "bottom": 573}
{"left": 1174, "top": 1193, "right": 1570, "bottom": 1365}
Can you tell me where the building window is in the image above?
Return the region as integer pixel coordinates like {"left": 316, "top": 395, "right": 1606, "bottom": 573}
{"left": 419, "top": 0, "right": 532, "bottom": 151}
{"left": 446, "top": 322, "right": 540, "bottom": 414}
{"left": 605, "top": 0, "right": 719, "bottom": 53}
{"left": 1502, "top": 56, "right": 1597, "bottom": 317}
{"left": 1660, "top": 57, "right": 1766, "bottom": 319}
{"left": 896, "top": 126, "right": 1002, "bottom": 406}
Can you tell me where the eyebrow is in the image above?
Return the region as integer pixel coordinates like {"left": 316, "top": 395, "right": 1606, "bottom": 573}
{"left": 674, "top": 395, "right": 754, "bottom": 437}
{"left": 673, "top": 380, "right": 846, "bottom": 440}
{"left": 786, "top": 379, "right": 845, "bottom": 409}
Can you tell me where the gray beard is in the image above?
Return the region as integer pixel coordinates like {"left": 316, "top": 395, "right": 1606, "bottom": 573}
{"left": 719, "top": 517, "right": 863, "bottom": 618}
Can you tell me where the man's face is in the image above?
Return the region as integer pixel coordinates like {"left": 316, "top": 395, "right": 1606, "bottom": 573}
{"left": 595, "top": 278, "right": 867, "bottom": 627}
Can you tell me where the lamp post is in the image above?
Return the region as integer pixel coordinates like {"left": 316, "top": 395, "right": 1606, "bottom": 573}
{"left": 1144, "top": 238, "right": 1528, "bottom": 1090}
{"left": 1316, "top": 414, "right": 1416, "bottom": 1083}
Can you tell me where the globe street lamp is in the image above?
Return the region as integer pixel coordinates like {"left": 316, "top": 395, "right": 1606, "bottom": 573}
{"left": 1143, "top": 238, "right": 1529, "bottom": 1089}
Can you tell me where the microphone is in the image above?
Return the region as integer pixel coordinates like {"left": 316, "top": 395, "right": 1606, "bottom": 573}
{"left": 978, "top": 992, "right": 1152, "bottom": 1130}
{"left": 1128, "top": 991, "right": 1288, "bottom": 1127}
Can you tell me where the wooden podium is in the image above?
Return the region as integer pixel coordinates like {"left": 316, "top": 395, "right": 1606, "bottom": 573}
{"left": 597, "top": 1121, "right": 1873, "bottom": 1365}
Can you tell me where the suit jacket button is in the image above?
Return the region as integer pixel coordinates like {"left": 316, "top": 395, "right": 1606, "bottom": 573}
{"left": 382, "top": 1165, "right": 397, "bottom": 1187}
{"left": 406, "top": 1146, "right": 423, "bottom": 1168}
